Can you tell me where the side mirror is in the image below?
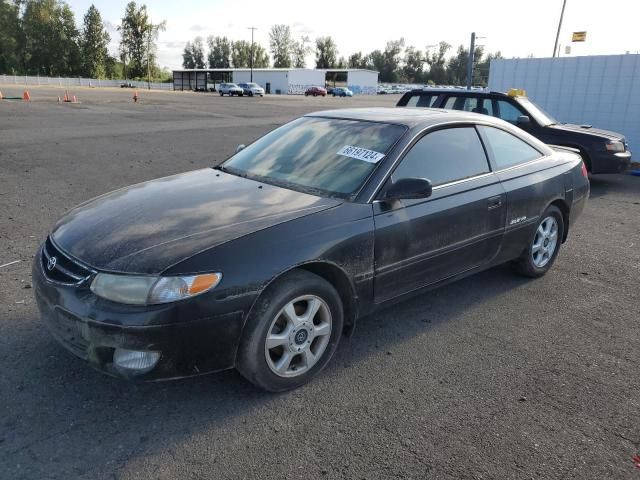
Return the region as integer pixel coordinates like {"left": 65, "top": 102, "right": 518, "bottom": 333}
{"left": 384, "top": 178, "right": 433, "bottom": 200}
{"left": 235, "top": 144, "right": 246, "bottom": 153}
{"left": 516, "top": 115, "right": 531, "bottom": 125}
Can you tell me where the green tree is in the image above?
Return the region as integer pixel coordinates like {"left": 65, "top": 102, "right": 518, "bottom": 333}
{"left": 80, "top": 4, "right": 110, "bottom": 78}
{"left": 231, "top": 40, "right": 251, "bottom": 67}
{"left": 23, "top": 0, "right": 81, "bottom": 76}
{"left": 402, "top": 46, "right": 424, "bottom": 83}
{"left": 424, "top": 41, "right": 450, "bottom": 85}
{"left": 182, "top": 40, "right": 195, "bottom": 68}
{"left": 315, "top": 36, "right": 337, "bottom": 69}
{"left": 291, "top": 35, "right": 310, "bottom": 68}
{"left": 0, "top": 0, "right": 24, "bottom": 74}
{"left": 118, "top": 2, "right": 164, "bottom": 80}
{"left": 348, "top": 52, "right": 371, "bottom": 70}
{"left": 207, "top": 35, "right": 231, "bottom": 68}
{"left": 191, "top": 36, "right": 205, "bottom": 68}
{"left": 269, "top": 24, "right": 293, "bottom": 68}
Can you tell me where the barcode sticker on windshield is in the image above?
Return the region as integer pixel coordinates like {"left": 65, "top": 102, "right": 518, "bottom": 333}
{"left": 337, "top": 145, "right": 385, "bottom": 164}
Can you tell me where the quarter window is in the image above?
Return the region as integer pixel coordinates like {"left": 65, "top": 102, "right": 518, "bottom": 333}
{"left": 444, "top": 96, "right": 479, "bottom": 112}
{"left": 478, "top": 126, "right": 542, "bottom": 169}
{"left": 392, "top": 127, "right": 490, "bottom": 186}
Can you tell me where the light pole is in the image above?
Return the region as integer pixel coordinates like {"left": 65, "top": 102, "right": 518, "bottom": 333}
{"left": 466, "top": 32, "right": 476, "bottom": 90}
{"left": 553, "top": 0, "right": 568, "bottom": 57}
{"left": 248, "top": 27, "right": 257, "bottom": 82}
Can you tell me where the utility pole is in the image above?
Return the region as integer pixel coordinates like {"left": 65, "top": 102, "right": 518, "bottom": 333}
{"left": 248, "top": 27, "right": 257, "bottom": 82}
{"left": 467, "top": 32, "right": 475, "bottom": 90}
{"left": 553, "top": 0, "right": 568, "bottom": 57}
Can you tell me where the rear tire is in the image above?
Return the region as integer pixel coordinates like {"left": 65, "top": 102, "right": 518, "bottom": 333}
{"left": 514, "top": 205, "right": 564, "bottom": 278}
{"left": 236, "top": 270, "right": 344, "bottom": 392}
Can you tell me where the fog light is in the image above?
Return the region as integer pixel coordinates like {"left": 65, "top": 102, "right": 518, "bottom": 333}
{"left": 113, "top": 348, "right": 160, "bottom": 372}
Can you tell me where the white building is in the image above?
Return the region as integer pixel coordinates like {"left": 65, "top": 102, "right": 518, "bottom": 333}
{"left": 172, "top": 68, "right": 379, "bottom": 95}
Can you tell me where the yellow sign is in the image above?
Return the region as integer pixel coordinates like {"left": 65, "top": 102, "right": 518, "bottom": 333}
{"left": 508, "top": 88, "right": 527, "bottom": 98}
{"left": 572, "top": 31, "right": 587, "bottom": 42}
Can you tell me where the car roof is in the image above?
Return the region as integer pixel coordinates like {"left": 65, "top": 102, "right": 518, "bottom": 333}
{"left": 305, "top": 107, "right": 504, "bottom": 128}
{"left": 407, "top": 87, "right": 510, "bottom": 97}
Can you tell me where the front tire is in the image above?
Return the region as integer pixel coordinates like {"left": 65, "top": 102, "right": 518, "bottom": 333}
{"left": 514, "top": 205, "right": 564, "bottom": 278}
{"left": 236, "top": 270, "right": 344, "bottom": 392}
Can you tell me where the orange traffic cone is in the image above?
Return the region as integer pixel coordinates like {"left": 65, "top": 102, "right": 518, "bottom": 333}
{"left": 63, "top": 91, "right": 69, "bottom": 102}
{"left": 23, "top": 90, "right": 30, "bottom": 101}
{"left": 133, "top": 91, "right": 138, "bottom": 103}
{"left": 72, "top": 95, "right": 77, "bottom": 103}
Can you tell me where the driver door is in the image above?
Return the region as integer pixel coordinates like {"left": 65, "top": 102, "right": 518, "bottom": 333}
{"left": 373, "top": 126, "right": 506, "bottom": 304}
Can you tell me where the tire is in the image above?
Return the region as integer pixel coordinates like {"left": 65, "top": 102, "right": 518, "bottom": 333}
{"left": 220, "top": 92, "right": 224, "bottom": 96}
{"left": 236, "top": 270, "right": 344, "bottom": 392}
{"left": 514, "top": 205, "right": 564, "bottom": 278}
{"left": 249, "top": 91, "right": 253, "bottom": 97}
{"left": 305, "top": 93, "right": 309, "bottom": 96}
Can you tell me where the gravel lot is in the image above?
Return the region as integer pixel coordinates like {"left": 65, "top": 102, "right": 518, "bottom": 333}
{"left": 1, "top": 85, "right": 639, "bottom": 479}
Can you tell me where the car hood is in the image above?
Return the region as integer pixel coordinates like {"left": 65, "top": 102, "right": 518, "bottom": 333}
{"left": 549, "top": 123, "right": 624, "bottom": 142}
{"left": 51, "top": 169, "right": 340, "bottom": 274}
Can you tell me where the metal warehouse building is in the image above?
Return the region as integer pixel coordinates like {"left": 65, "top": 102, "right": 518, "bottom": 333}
{"left": 172, "top": 68, "right": 379, "bottom": 95}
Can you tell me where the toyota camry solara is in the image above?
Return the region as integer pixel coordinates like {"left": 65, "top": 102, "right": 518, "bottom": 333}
{"left": 33, "top": 107, "right": 589, "bottom": 391}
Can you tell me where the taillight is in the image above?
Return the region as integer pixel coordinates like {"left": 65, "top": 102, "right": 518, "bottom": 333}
{"left": 580, "top": 161, "right": 589, "bottom": 178}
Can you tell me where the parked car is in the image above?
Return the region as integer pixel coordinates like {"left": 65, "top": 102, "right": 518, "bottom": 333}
{"left": 397, "top": 88, "right": 632, "bottom": 174}
{"left": 238, "top": 82, "right": 265, "bottom": 97}
{"left": 332, "top": 87, "right": 353, "bottom": 97}
{"left": 120, "top": 82, "right": 135, "bottom": 88}
{"left": 377, "top": 85, "right": 391, "bottom": 94}
{"left": 218, "top": 83, "right": 244, "bottom": 96}
{"left": 305, "top": 86, "right": 327, "bottom": 97}
{"left": 33, "top": 108, "right": 589, "bottom": 391}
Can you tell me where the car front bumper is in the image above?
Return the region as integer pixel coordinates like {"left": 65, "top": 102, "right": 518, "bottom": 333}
{"left": 591, "top": 150, "right": 631, "bottom": 174}
{"left": 32, "top": 250, "right": 247, "bottom": 381}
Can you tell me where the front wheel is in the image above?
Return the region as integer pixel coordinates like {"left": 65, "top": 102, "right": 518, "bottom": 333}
{"left": 514, "top": 205, "right": 564, "bottom": 277}
{"left": 236, "top": 270, "right": 344, "bottom": 392}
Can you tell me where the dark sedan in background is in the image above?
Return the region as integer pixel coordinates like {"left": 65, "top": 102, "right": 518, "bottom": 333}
{"left": 33, "top": 108, "right": 589, "bottom": 391}
{"left": 397, "top": 88, "right": 631, "bottom": 174}
{"left": 304, "top": 86, "right": 326, "bottom": 96}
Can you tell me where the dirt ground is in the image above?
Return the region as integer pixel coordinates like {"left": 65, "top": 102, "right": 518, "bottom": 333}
{"left": 1, "top": 85, "right": 639, "bottom": 479}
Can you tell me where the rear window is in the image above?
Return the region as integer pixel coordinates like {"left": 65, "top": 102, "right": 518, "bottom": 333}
{"left": 405, "top": 94, "right": 438, "bottom": 108}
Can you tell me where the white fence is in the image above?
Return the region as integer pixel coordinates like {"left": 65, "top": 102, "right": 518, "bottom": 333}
{"left": 0, "top": 74, "right": 173, "bottom": 90}
{"left": 488, "top": 54, "right": 640, "bottom": 154}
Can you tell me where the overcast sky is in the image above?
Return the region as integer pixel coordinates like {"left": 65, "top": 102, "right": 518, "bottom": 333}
{"left": 65, "top": 0, "right": 639, "bottom": 70}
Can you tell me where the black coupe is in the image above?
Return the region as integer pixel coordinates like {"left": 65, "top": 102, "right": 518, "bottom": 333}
{"left": 33, "top": 108, "right": 589, "bottom": 391}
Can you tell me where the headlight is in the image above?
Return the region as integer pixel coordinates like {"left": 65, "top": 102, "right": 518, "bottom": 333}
{"left": 606, "top": 141, "right": 625, "bottom": 152}
{"left": 90, "top": 272, "right": 222, "bottom": 305}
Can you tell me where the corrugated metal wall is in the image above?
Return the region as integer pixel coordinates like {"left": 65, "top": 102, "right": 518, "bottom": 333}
{"left": 488, "top": 54, "right": 640, "bottom": 153}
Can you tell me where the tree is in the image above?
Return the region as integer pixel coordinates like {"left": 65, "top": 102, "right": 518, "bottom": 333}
{"left": 192, "top": 36, "right": 205, "bottom": 68}
{"left": 269, "top": 24, "right": 293, "bottom": 68}
{"left": 207, "top": 35, "right": 231, "bottom": 68}
{"left": 348, "top": 52, "right": 371, "bottom": 70}
{"left": 291, "top": 35, "right": 310, "bottom": 68}
{"left": 182, "top": 41, "right": 194, "bottom": 68}
{"left": 23, "top": 0, "right": 81, "bottom": 76}
{"left": 231, "top": 40, "right": 269, "bottom": 68}
{"left": 424, "top": 41, "right": 450, "bottom": 85}
{"left": 80, "top": 4, "right": 110, "bottom": 78}
{"left": 118, "top": 2, "right": 164, "bottom": 80}
{"left": 251, "top": 44, "right": 270, "bottom": 68}
{"left": 402, "top": 46, "right": 424, "bottom": 83}
{"left": 315, "top": 36, "right": 338, "bottom": 69}
{"left": 0, "top": 0, "right": 24, "bottom": 74}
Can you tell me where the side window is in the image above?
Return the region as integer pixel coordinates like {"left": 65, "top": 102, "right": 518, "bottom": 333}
{"left": 405, "top": 94, "right": 437, "bottom": 107}
{"left": 494, "top": 100, "right": 526, "bottom": 124}
{"left": 393, "top": 127, "right": 490, "bottom": 186}
{"left": 479, "top": 126, "right": 542, "bottom": 169}
{"left": 443, "top": 96, "right": 479, "bottom": 112}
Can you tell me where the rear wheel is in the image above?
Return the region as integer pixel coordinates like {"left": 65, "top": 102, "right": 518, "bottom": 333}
{"left": 236, "top": 270, "right": 343, "bottom": 391}
{"left": 514, "top": 205, "right": 564, "bottom": 277}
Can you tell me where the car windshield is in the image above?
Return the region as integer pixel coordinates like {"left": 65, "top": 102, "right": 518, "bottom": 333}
{"left": 228, "top": 83, "right": 238, "bottom": 88}
{"left": 220, "top": 117, "right": 407, "bottom": 198}
{"left": 248, "top": 83, "right": 259, "bottom": 87}
{"left": 516, "top": 98, "right": 558, "bottom": 126}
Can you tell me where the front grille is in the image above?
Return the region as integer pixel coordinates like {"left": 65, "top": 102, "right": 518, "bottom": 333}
{"left": 41, "top": 237, "right": 93, "bottom": 285}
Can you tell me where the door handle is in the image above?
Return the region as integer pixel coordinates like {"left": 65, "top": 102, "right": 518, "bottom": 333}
{"left": 487, "top": 196, "right": 503, "bottom": 210}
